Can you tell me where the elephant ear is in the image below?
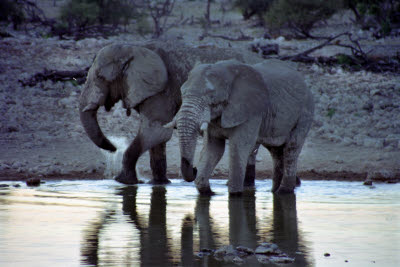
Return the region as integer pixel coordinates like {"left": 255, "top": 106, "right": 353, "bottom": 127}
{"left": 95, "top": 44, "right": 137, "bottom": 82}
{"left": 221, "top": 64, "right": 270, "bottom": 128}
{"left": 123, "top": 47, "right": 168, "bottom": 108}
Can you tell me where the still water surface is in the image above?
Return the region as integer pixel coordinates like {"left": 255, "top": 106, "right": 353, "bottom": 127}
{"left": 0, "top": 179, "right": 399, "bottom": 266}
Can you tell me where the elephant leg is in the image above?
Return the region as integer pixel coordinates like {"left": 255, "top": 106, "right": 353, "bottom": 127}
{"left": 266, "top": 145, "right": 284, "bottom": 193}
{"left": 275, "top": 146, "right": 300, "bottom": 194}
{"left": 244, "top": 143, "right": 260, "bottom": 187}
{"left": 228, "top": 119, "right": 260, "bottom": 195}
{"left": 195, "top": 135, "right": 225, "bottom": 195}
{"left": 149, "top": 142, "right": 170, "bottom": 184}
{"left": 116, "top": 116, "right": 173, "bottom": 185}
{"left": 115, "top": 134, "right": 143, "bottom": 184}
{"left": 276, "top": 114, "right": 311, "bottom": 194}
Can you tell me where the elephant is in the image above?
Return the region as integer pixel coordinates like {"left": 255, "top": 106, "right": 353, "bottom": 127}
{"left": 166, "top": 59, "right": 314, "bottom": 195}
{"left": 79, "top": 41, "right": 262, "bottom": 185}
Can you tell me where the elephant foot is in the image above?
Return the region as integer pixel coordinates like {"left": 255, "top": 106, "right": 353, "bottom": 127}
{"left": 275, "top": 185, "right": 295, "bottom": 194}
{"left": 244, "top": 164, "right": 256, "bottom": 187}
{"left": 147, "top": 178, "right": 171, "bottom": 185}
{"left": 115, "top": 171, "right": 143, "bottom": 185}
{"left": 198, "top": 187, "right": 215, "bottom": 196}
{"left": 296, "top": 176, "right": 301, "bottom": 187}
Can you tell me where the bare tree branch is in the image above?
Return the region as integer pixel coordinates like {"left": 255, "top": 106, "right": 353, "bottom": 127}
{"left": 199, "top": 30, "right": 252, "bottom": 41}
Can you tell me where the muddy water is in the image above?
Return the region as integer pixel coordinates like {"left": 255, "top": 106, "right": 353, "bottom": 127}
{"left": 0, "top": 179, "right": 399, "bottom": 267}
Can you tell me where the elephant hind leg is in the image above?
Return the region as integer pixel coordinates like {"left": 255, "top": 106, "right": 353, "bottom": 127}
{"left": 276, "top": 114, "right": 311, "bottom": 194}
{"left": 265, "top": 145, "right": 284, "bottom": 193}
{"left": 149, "top": 142, "right": 171, "bottom": 184}
{"left": 243, "top": 144, "right": 260, "bottom": 188}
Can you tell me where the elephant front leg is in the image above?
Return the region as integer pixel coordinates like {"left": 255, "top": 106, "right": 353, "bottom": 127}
{"left": 228, "top": 120, "right": 260, "bottom": 195}
{"left": 115, "top": 135, "right": 143, "bottom": 185}
{"left": 116, "top": 117, "right": 173, "bottom": 185}
{"left": 149, "top": 142, "right": 171, "bottom": 184}
{"left": 195, "top": 135, "right": 225, "bottom": 195}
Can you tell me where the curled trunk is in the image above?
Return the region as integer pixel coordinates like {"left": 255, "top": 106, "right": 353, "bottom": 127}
{"left": 79, "top": 107, "right": 116, "bottom": 152}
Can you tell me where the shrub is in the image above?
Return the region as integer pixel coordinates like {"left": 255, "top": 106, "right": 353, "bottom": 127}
{"left": 60, "top": 0, "right": 99, "bottom": 30}
{"left": 0, "top": 0, "right": 25, "bottom": 29}
{"left": 60, "top": 0, "right": 137, "bottom": 32}
{"left": 343, "top": 0, "right": 400, "bottom": 37}
{"left": 234, "top": 0, "right": 274, "bottom": 24}
{"left": 264, "top": 0, "right": 340, "bottom": 38}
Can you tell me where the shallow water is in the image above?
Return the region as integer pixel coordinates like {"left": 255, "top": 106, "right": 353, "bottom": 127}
{"left": 0, "top": 179, "right": 399, "bottom": 267}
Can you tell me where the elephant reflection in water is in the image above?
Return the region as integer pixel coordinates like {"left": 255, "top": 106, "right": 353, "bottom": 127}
{"left": 81, "top": 188, "right": 309, "bottom": 266}
{"left": 271, "top": 194, "right": 309, "bottom": 266}
{"left": 181, "top": 193, "right": 309, "bottom": 266}
{"left": 80, "top": 186, "right": 172, "bottom": 266}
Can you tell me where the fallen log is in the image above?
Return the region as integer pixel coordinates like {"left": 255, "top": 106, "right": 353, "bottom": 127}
{"left": 19, "top": 68, "right": 89, "bottom": 87}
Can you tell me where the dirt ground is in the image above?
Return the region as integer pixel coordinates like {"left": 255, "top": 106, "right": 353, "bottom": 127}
{"left": 0, "top": 1, "right": 399, "bottom": 183}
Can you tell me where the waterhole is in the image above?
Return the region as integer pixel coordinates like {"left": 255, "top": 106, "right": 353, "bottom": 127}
{"left": 0, "top": 179, "right": 399, "bottom": 266}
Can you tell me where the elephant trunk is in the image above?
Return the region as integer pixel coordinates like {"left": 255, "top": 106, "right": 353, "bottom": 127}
{"left": 79, "top": 96, "right": 117, "bottom": 152}
{"left": 177, "top": 98, "right": 207, "bottom": 182}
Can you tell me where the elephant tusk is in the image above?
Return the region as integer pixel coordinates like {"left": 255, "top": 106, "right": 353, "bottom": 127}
{"left": 200, "top": 122, "right": 208, "bottom": 132}
{"left": 163, "top": 119, "right": 176, "bottom": 129}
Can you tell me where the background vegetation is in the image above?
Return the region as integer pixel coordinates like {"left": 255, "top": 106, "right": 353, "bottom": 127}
{"left": 1, "top": 0, "right": 398, "bottom": 39}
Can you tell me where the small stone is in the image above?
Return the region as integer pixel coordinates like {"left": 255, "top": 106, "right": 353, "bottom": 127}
{"left": 363, "top": 179, "right": 373, "bottom": 186}
{"left": 200, "top": 248, "right": 214, "bottom": 254}
{"left": 270, "top": 256, "right": 295, "bottom": 264}
{"left": 236, "top": 246, "right": 254, "bottom": 255}
{"left": 324, "top": 253, "right": 331, "bottom": 257}
{"left": 256, "top": 243, "right": 280, "bottom": 255}
{"left": 256, "top": 254, "right": 270, "bottom": 264}
{"left": 0, "top": 184, "right": 9, "bottom": 188}
{"left": 13, "top": 184, "right": 21, "bottom": 188}
{"left": 26, "top": 178, "right": 41, "bottom": 186}
{"left": 214, "top": 245, "right": 235, "bottom": 257}
{"left": 232, "top": 256, "right": 245, "bottom": 265}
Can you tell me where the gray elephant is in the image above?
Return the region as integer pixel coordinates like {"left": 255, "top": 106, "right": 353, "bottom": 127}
{"left": 79, "top": 42, "right": 262, "bottom": 185}
{"left": 166, "top": 59, "right": 314, "bottom": 195}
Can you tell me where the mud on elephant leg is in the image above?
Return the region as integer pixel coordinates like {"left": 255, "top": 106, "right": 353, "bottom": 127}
{"left": 149, "top": 142, "right": 171, "bottom": 184}
{"left": 115, "top": 136, "right": 143, "bottom": 185}
{"left": 275, "top": 146, "right": 301, "bottom": 194}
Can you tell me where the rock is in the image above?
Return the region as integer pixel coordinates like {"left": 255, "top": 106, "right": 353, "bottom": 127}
{"left": 270, "top": 256, "right": 295, "bottom": 264}
{"left": 236, "top": 246, "right": 254, "bottom": 255}
{"left": 363, "top": 179, "right": 373, "bottom": 186}
{"left": 362, "top": 101, "right": 373, "bottom": 112}
{"left": 324, "top": 253, "right": 331, "bottom": 257}
{"left": 200, "top": 248, "right": 214, "bottom": 254}
{"left": 232, "top": 256, "right": 245, "bottom": 265}
{"left": 255, "top": 243, "right": 280, "bottom": 255}
{"left": 214, "top": 245, "right": 236, "bottom": 257}
{"left": 256, "top": 254, "right": 270, "bottom": 264}
{"left": 26, "top": 178, "right": 41, "bottom": 186}
{"left": 0, "top": 184, "right": 9, "bottom": 188}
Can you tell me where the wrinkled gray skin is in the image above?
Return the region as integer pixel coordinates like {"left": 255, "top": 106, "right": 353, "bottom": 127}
{"left": 79, "top": 42, "right": 262, "bottom": 185}
{"left": 169, "top": 59, "right": 314, "bottom": 195}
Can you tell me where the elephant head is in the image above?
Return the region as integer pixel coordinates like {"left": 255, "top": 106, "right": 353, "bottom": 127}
{"left": 166, "top": 60, "right": 270, "bottom": 182}
{"left": 79, "top": 44, "right": 168, "bottom": 152}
